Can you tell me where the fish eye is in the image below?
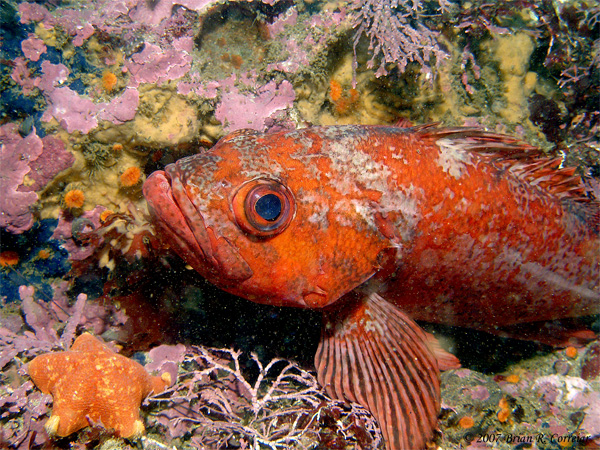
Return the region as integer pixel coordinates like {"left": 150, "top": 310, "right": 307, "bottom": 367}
{"left": 232, "top": 178, "right": 295, "bottom": 237}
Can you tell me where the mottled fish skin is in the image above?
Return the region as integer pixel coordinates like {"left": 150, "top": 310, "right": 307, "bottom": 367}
{"left": 143, "top": 124, "right": 599, "bottom": 450}
{"left": 145, "top": 125, "right": 598, "bottom": 321}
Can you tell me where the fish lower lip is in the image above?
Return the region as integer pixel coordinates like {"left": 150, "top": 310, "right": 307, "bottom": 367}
{"left": 164, "top": 164, "right": 174, "bottom": 183}
{"left": 148, "top": 168, "right": 253, "bottom": 283}
{"left": 144, "top": 170, "right": 209, "bottom": 269}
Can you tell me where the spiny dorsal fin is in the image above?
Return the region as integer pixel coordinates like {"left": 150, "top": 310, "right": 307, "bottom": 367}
{"left": 413, "top": 125, "right": 595, "bottom": 205}
{"left": 413, "top": 125, "right": 542, "bottom": 159}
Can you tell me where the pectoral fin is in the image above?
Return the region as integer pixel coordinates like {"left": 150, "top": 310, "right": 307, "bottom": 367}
{"left": 315, "top": 291, "right": 441, "bottom": 450}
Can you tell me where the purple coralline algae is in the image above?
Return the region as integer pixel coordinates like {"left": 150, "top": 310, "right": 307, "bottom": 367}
{"left": 215, "top": 78, "right": 296, "bottom": 132}
{"left": 20, "top": 35, "right": 46, "bottom": 62}
{"left": 0, "top": 125, "right": 73, "bottom": 234}
{"left": 0, "top": 127, "right": 42, "bottom": 234}
{"left": 23, "top": 136, "right": 74, "bottom": 193}
{"left": 43, "top": 87, "right": 100, "bottom": 134}
{"left": 125, "top": 41, "right": 193, "bottom": 87}
{"left": 128, "top": 0, "right": 234, "bottom": 24}
{"left": 97, "top": 88, "right": 141, "bottom": 124}
{"left": 41, "top": 87, "right": 141, "bottom": 134}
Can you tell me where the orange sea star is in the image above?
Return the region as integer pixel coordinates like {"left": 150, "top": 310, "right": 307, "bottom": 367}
{"left": 28, "top": 333, "right": 171, "bottom": 438}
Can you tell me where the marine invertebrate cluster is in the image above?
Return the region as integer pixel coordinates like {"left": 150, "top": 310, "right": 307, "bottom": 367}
{"left": 80, "top": 142, "right": 115, "bottom": 175}
{"left": 92, "top": 205, "right": 159, "bottom": 269}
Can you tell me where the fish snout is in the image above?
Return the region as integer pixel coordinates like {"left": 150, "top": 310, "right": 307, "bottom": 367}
{"left": 143, "top": 169, "right": 253, "bottom": 284}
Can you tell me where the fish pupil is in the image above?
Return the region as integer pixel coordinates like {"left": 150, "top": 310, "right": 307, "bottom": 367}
{"left": 255, "top": 194, "right": 281, "bottom": 221}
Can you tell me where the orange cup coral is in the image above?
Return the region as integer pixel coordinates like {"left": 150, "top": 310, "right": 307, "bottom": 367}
{"left": 120, "top": 167, "right": 142, "bottom": 187}
{"left": 102, "top": 71, "right": 118, "bottom": 92}
{"left": 458, "top": 416, "right": 475, "bottom": 429}
{"left": 328, "top": 79, "right": 360, "bottom": 116}
{"left": 37, "top": 249, "right": 51, "bottom": 260}
{"left": 497, "top": 397, "right": 511, "bottom": 423}
{"left": 565, "top": 346, "right": 578, "bottom": 359}
{"left": 505, "top": 374, "right": 520, "bottom": 383}
{"left": 99, "top": 209, "right": 115, "bottom": 223}
{"left": 0, "top": 251, "right": 20, "bottom": 267}
{"left": 64, "top": 189, "right": 85, "bottom": 209}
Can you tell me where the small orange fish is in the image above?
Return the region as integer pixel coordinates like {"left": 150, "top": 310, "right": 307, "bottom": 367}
{"left": 143, "top": 125, "right": 599, "bottom": 449}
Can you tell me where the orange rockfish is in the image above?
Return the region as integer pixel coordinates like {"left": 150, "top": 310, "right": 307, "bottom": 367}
{"left": 143, "top": 125, "right": 599, "bottom": 449}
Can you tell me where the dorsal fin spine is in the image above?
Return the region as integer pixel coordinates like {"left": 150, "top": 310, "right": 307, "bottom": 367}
{"left": 413, "top": 125, "right": 593, "bottom": 204}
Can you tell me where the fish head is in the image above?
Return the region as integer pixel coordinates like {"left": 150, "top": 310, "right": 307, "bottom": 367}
{"left": 143, "top": 128, "right": 389, "bottom": 309}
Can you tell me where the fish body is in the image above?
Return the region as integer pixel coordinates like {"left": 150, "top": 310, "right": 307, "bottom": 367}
{"left": 143, "top": 125, "right": 599, "bottom": 449}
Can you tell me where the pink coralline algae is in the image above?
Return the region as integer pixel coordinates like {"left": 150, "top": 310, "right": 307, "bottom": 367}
{"left": 129, "top": 0, "right": 220, "bottom": 24}
{"left": 11, "top": 58, "right": 135, "bottom": 135}
{"left": 11, "top": 58, "right": 38, "bottom": 95}
{"left": 23, "top": 136, "right": 74, "bottom": 193}
{"left": 38, "top": 61, "right": 69, "bottom": 92}
{"left": 21, "top": 35, "right": 47, "bottom": 62}
{"left": 11, "top": 60, "right": 69, "bottom": 96}
{"left": 468, "top": 385, "right": 490, "bottom": 401}
{"left": 42, "top": 87, "right": 98, "bottom": 134}
{"left": 98, "top": 88, "right": 140, "bottom": 124}
{"left": 26, "top": 58, "right": 139, "bottom": 134}
{"left": 18, "top": 3, "right": 95, "bottom": 48}
{"left": 215, "top": 79, "right": 296, "bottom": 132}
{"left": 0, "top": 126, "right": 42, "bottom": 234}
{"left": 532, "top": 375, "right": 600, "bottom": 438}
{"left": 72, "top": 23, "right": 95, "bottom": 47}
{"left": 0, "top": 124, "right": 74, "bottom": 234}
{"left": 265, "top": 7, "right": 298, "bottom": 37}
{"left": 571, "top": 391, "right": 600, "bottom": 438}
{"left": 128, "top": 0, "right": 284, "bottom": 25}
{"left": 42, "top": 87, "right": 140, "bottom": 134}
{"left": 125, "top": 41, "right": 193, "bottom": 87}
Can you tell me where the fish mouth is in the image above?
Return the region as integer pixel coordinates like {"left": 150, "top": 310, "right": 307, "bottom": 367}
{"left": 143, "top": 167, "right": 253, "bottom": 284}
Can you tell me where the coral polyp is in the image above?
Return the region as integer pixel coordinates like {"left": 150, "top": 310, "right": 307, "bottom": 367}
{"left": 119, "top": 166, "right": 142, "bottom": 188}
{"left": 63, "top": 189, "right": 86, "bottom": 209}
